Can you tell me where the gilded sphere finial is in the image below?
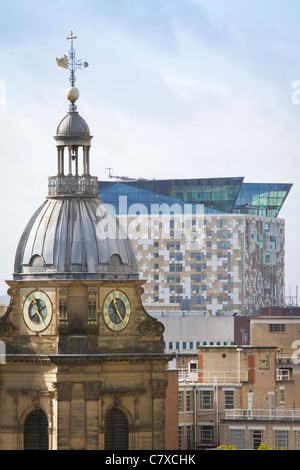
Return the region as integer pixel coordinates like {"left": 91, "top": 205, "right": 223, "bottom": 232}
{"left": 66, "top": 86, "right": 79, "bottom": 103}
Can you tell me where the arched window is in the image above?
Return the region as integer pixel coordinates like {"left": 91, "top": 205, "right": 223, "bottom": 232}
{"left": 24, "top": 408, "right": 48, "bottom": 450}
{"left": 105, "top": 408, "right": 129, "bottom": 450}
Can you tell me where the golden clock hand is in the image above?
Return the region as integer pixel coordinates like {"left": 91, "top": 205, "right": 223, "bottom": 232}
{"left": 113, "top": 298, "right": 126, "bottom": 326}
{"left": 32, "top": 298, "right": 46, "bottom": 326}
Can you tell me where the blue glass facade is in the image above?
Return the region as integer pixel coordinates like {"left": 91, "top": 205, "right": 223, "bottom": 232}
{"left": 233, "top": 182, "right": 292, "bottom": 217}
{"left": 98, "top": 178, "right": 292, "bottom": 218}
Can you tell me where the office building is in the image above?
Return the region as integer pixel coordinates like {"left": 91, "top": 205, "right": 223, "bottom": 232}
{"left": 98, "top": 178, "right": 291, "bottom": 315}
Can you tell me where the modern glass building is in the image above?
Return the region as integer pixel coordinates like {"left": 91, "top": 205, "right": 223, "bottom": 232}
{"left": 98, "top": 177, "right": 292, "bottom": 315}
{"left": 98, "top": 178, "right": 291, "bottom": 218}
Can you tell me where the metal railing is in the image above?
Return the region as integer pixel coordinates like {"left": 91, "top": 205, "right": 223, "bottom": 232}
{"left": 276, "top": 369, "right": 292, "bottom": 381}
{"left": 224, "top": 408, "right": 300, "bottom": 421}
{"left": 178, "top": 367, "right": 293, "bottom": 384}
{"left": 177, "top": 369, "right": 248, "bottom": 384}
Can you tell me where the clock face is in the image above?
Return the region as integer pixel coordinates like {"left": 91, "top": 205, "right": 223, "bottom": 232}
{"left": 103, "top": 291, "right": 131, "bottom": 331}
{"left": 23, "top": 291, "right": 52, "bottom": 332}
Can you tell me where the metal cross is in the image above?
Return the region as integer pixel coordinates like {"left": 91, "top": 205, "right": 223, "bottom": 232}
{"left": 66, "top": 31, "right": 77, "bottom": 49}
{"left": 56, "top": 31, "right": 89, "bottom": 88}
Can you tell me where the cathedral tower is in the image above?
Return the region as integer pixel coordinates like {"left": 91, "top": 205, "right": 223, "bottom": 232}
{"left": 0, "top": 33, "right": 171, "bottom": 450}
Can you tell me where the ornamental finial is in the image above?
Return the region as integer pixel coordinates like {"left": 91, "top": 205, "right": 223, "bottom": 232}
{"left": 56, "top": 31, "right": 89, "bottom": 111}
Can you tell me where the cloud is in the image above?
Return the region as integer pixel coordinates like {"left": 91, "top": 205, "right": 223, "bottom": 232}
{"left": 163, "top": 74, "right": 231, "bottom": 100}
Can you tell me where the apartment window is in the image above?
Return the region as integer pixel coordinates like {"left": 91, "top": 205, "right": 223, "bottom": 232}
{"left": 230, "top": 429, "right": 244, "bottom": 450}
{"left": 178, "top": 392, "right": 184, "bottom": 412}
{"left": 170, "top": 285, "right": 183, "bottom": 294}
{"left": 217, "top": 230, "right": 230, "bottom": 239}
{"left": 199, "top": 390, "right": 213, "bottom": 410}
{"left": 200, "top": 425, "right": 214, "bottom": 446}
{"left": 217, "top": 241, "right": 230, "bottom": 250}
{"left": 170, "top": 264, "right": 182, "bottom": 272}
{"left": 170, "top": 253, "right": 183, "bottom": 261}
{"left": 170, "top": 295, "right": 181, "bottom": 304}
{"left": 217, "top": 219, "right": 228, "bottom": 228}
{"left": 251, "top": 430, "right": 264, "bottom": 450}
{"left": 186, "top": 391, "right": 193, "bottom": 412}
{"left": 280, "top": 388, "right": 285, "bottom": 404}
{"left": 191, "top": 252, "right": 204, "bottom": 261}
{"left": 186, "top": 426, "right": 194, "bottom": 449}
{"left": 275, "top": 429, "right": 289, "bottom": 450}
{"left": 178, "top": 426, "right": 183, "bottom": 450}
{"left": 269, "top": 324, "right": 285, "bottom": 333}
{"left": 295, "top": 431, "right": 300, "bottom": 450}
{"left": 224, "top": 390, "right": 234, "bottom": 409}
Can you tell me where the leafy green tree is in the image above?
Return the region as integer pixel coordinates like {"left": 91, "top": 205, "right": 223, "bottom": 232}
{"left": 217, "top": 445, "right": 237, "bottom": 450}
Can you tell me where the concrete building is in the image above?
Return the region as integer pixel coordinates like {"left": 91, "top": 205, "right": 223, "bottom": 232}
{"left": 172, "top": 313, "right": 300, "bottom": 450}
{"left": 98, "top": 179, "right": 291, "bottom": 316}
{"left": 149, "top": 309, "right": 250, "bottom": 354}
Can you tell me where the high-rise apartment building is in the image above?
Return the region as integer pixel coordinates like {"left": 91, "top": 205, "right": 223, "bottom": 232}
{"left": 98, "top": 178, "right": 291, "bottom": 315}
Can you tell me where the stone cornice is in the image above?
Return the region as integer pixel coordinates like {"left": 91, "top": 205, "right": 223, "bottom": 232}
{"left": 5, "top": 355, "right": 53, "bottom": 365}
{"left": 48, "top": 353, "right": 174, "bottom": 365}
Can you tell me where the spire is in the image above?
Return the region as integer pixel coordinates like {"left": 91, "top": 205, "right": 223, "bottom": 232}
{"left": 56, "top": 31, "right": 89, "bottom": 111}
{"left": 49, "top": 33, "right": 96, "bottom": 198}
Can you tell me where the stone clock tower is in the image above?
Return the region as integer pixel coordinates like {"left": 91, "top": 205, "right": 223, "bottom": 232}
{"left": 0, "top": 34, "right": 171, "bottom": 450}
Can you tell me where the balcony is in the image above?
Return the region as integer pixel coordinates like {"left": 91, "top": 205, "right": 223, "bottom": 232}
{"left": 224, "top": 408, "right": 300, "bottom": 421}
{"left": 276, "top": 368, "right": 293, "bottom": 381}
{"left": 177, "top": 368, "right": 248, "bottom": 385}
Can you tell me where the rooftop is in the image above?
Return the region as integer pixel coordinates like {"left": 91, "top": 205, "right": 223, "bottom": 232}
{"left": 98, "top": 177, "right": 292, "bottom": 218}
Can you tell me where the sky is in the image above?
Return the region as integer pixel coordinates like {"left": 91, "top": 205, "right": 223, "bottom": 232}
{"left": 0, "top": 0, "right": 299, "bottom": 301}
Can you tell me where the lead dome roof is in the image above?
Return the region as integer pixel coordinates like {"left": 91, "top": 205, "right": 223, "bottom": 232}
{"left": 54, "top": 110, "right": 92, "bottom": 147}
{"left": 14, "top": 197, "right": 138, "bottom": 281}
{"left": 56, "top": 111, "right": 90, "bottom": 136}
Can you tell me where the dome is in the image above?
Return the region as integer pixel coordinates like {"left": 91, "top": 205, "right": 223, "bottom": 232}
{"left": 54, "top": 111, "right": 92, "bottom": 147}
{"left": 56, "top": 111, "right": 90, "bottom": 136}
{"left": 14, "top": 197, "right": 139, "bottom": 281}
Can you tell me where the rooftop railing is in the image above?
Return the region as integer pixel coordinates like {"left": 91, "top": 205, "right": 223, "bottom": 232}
{"left": 224, "top": 408, "right": 300, "bottom": 421}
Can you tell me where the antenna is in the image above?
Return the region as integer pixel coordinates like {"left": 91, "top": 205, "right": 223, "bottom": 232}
{"left": 105, "top": 168, "right": 145, "bottom": 181}
{"left": 105, "top": 168, "right": 113, "bottom": 178}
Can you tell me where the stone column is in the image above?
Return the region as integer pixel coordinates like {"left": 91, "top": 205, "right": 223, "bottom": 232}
{"left": 68, "top": 146, "right": 73, "bottom": 175}
{"left": 57, "top": 146, "right": 61, "bottom": 175}
{"left": 84, "top": 382, "right": 102, "bottom": 450}
{"left": 151, "top": 377, "right": 168, "bottom": 450}
{"left": 53, "top": 382, "right": 72, "bottom": 450}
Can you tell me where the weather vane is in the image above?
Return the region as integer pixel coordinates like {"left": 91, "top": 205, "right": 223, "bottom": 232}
{"left": 56, "top": 31, "right": 89, "bottom": 110}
